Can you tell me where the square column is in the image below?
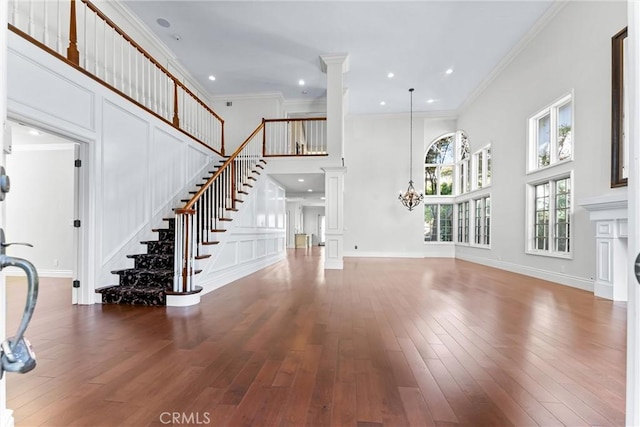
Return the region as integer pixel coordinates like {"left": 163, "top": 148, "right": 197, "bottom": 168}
{"left": 320, "top": 54, "right": 349, "bottom": 162}
{"left": 323, "top": 167, "right": 346, "bottom": 269}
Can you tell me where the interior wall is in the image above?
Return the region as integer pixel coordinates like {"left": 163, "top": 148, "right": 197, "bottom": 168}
{"left": 285, "top": 201, "right": 304, "bottom": 248}
{"left": 303, "top": 206, "right": 325, "bottom": 245}
{"left": 343, "top": 116, "right": 457, "bottom": 257}
{"left": 211, "top": 96, "right": 283, "bottom": 154}
{"left": 456, "top": 1, "right": 627, "bottom": 288}
{"left": 5, "top": 143, "right": 74, "bottom": 276}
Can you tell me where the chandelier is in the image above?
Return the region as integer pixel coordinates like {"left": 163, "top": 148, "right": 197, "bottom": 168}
{"left": 398, "top": 88, "right": 424, "bottom": 211}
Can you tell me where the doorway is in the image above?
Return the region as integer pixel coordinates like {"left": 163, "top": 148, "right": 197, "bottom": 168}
{"left": 318, "top": 215, "right": 325, "bottom": 246}
{"left": 5, "top": 122, "right": 82, "bottom": 304}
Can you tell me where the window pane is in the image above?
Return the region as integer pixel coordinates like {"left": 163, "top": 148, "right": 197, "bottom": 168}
{"left": 538, "top": 114, "right": 551, "bottom": 168}
{"left": 440, "top": 166, "right": 453, "bottom": 195}
{"left": 486, "top": 148, "right": 492, "bottom": 186}
{"left": 484, "top": 197, "right": 491, "bottom": 245}
{"left": 440, "top": 204, "right": 453, "bottom": 242}
{"left": 425, "top": 167, "right": 437, "bottom": 195}
{"left": 426, "top": 135, "right": 455, "bottom": 164}
{"left": 534, "top": 183, "right": 550, "bottom": 251}
{"left": 464, "top": 201, "right": 469, "bottom": 243}
{"left": 459, "top": 133, "right": 470, "bottom": 161}
{"left": 424, "top": 204, "right": 438, "bottom": 242}
{"left": 558, "top": 102, "right": 572, "bottom": 161}
{"left": 457, "top": 203, "right": 464, "bottom": 243}
{"left": 554, "top": 178, "right": 571, "bottom": 253}
{"left": 476, "top": 152, "right": 483, "bottom": 188}
{"left": 475, "top": 199, "right": 482, "bottom": 244}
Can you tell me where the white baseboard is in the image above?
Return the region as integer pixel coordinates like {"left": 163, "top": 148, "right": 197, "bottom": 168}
{"left": 343, "top": 251, "right": 424, "bottom": 258}
{"left": 197, "top": 252, "right": 286, "bottom": 296}
{"left": 166, "top": 292, "right": 201, "bottom": 307}
{"left": 456, "top": 253, "right": 594, "bottom": 292}
{"left": 4, "top": 268, "right": 72, "bottom": 278}
{"left": 2, "top": 409, "right": 14, "bottom": 427}
{"left": 594, "top": 282, "right": 614, "bottom": 300}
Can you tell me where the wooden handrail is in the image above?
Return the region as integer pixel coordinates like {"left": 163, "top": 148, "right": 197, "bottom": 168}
{"left": 79, "top": 0, "right": 224, "bottom": 124}
{"left": 263, "top": 117, "right": 327, "bottom": 123}
{"left": 182, "top": 122, "right": 265, "bottom": 210}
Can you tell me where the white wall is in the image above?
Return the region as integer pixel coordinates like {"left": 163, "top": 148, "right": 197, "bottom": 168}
{"left": 303, "top": 206, "right": 325, "bottom": 245}
{"left": 343, "top": 115, "right": 457, "bottom": 257}
{"left": 5, "top": 144, "right": 74, "bottom": 276}
{"left": 196, "top": 174, "right": 286, "bottom": 295}
{"left": 7, "top": 32, "right": 218, "bottom": 303}
{"left": 456, "top": 1, "right": 627, "bottom": 289}
{"left": 211, "top": 95, "right": 283, "bottom": 154}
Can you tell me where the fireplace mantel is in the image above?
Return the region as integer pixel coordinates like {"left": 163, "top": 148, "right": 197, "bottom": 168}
{"left": 579, "top": 191, "right": 628, "bottom": 301}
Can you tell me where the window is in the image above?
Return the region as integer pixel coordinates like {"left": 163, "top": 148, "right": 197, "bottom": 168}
{"left": 528, "top": 94, "right": 573, "bottom": 171}
{"left": 528, "top": 175, "right": 571, "bottom": 256}
{"left": 473, "top": 196, "right": 491, "bottom": 246}
{"left": 425, "top": 134, "right": 455, "bottom": 195}
{"left": 458, "top": 132, "right": 471, "bottom": 194}
{"left": 424, "top": 204, "right": 453, "bottom": 242}
{"left": 473, "top": 145, "right": 492, "bottom": 190}
{"left": 457, "top": 201, "right": 469, "bottom": 244}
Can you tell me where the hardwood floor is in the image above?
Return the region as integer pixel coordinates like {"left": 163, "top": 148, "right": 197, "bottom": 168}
{"left": 5, "top": 249, "right": 626, "bottom": 426}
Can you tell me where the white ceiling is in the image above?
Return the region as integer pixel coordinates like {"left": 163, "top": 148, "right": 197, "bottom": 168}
{"left": 123, "top": 1, "right": 554, "bottom": 115}
{"left": 270, "top": 173, "right": 326, "bottom": 205}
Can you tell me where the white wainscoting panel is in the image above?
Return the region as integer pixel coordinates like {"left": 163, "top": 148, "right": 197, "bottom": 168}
{"left": 7, "top": 49, "right": 94, "bottom": 131}
{"left": 150, "top": 128, "right": 185, "bottom": 215}
{"left": 101, "top": 100, "right": 149, "bottom": 262}
{"left": 239, "top": 240, "right": 254, "bottom": 263}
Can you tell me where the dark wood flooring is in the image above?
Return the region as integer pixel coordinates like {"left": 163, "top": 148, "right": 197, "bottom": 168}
{"left": 5, "top": 248, "right": 626, "bottom": 426}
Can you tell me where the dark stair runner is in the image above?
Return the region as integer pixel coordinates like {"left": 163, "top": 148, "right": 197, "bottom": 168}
{"left": 95, "top": 157, "right": 260, "bottom": 307}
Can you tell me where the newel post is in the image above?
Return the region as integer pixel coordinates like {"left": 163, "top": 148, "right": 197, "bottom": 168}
{"left": 172, "top": 80, "right": 180, "bottom": 127}
{"left": 174, "top": 209, "right": 195, "bottom": 293}
{"left": 262, "top": 118, "right": 266, "bottom": 156}
{"left": 66, "top": 0, "right": 80, "bottom": 65}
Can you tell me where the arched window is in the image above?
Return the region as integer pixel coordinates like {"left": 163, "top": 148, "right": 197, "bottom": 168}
{"left": 425, "top": 134, "right": 455, "bottom": 196}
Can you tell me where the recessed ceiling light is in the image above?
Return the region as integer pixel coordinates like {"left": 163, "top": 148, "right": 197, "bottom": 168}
{"left": 321, "top": 197, "right": 326, "bottom": 200}
{"left": 208, "top": 75, "right": 216, "bottom": 81}
{"left": 445, "top": 68, "right": 454, "bottom": 75}
{"left": 156, "top": 18, "right": 171, "bottom": 28}
{"left": 28, "top": 129, "right": 40, "bottom": 136}
{"left": 380, "top": 101, "right": 386, "bottom": 106}
{"left": 307, "top": 189, "right": 313, "bottom": 192}
{"left": 427, "top": 99, "right": 436, "bottom": 104}
{"left": 387, "top": 72, "right": 394, "bottom": 78}
{"left": 298, "top": 79, "right": 305, "bottom": 86}
{"left": 298, "top": 178, "right": 305, "bottom": 182}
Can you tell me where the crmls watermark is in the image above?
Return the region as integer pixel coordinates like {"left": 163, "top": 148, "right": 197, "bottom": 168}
{"left": 159, "top": 412, "right": 211, "bottom": 425}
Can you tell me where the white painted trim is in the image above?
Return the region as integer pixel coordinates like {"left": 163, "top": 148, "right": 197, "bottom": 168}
{"left": 458, "top": 1, "right": 568, "bottom": 115}
{"left": 594, "top": 282, "right": 614, "bottom": 300}
{"left": 3, "top": 268, "right": 72, "bottom": 278}
{"left": 1, "top": 409, "right": 14, "bottom": 427}
{"left": 343, "top": 251, "right": 424, "bottom": 258}
{"left": 456, "top": 252, "right": 594, "bottom": 292}
{"left": 166, "top": 293, "right": 201, "bottom": 307}
{"left": 212, "top": 91, "right": 286, "bottom": 103}
{"left": 197, "top": 252, "right": 286, "bottom": 296}
{"left": 11, "top": 143, "right": 75, "bottom": 152}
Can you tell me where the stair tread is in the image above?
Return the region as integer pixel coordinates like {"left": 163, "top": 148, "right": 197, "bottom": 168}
{"left": 195, "top": 254, "right": 211, "bottom": 260}
{"left": 151, "top": 228, "right": 172, "bottom": 233}
{"left": 211, "top": 229, "right": 227, "bottom": 232}
{"left": 111, "top": 268, "right": 173, "bottom": 275}
{"left": 202, "top": 241, "right": 220, "bottom": 245}
{"left": 126, "top": 254, "right": 173, "bottom": 259}
{"left": 219, "top": 218, "right": 233, "bottom": 221}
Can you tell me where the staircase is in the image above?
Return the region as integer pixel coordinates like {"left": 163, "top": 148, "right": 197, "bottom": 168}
{"left": 96, "top": 121, "right": 268, "bottom": 306}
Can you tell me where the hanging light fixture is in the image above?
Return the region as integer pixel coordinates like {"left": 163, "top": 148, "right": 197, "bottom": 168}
{"left": 398, "top": 88, "right": 424, "bottom": 211}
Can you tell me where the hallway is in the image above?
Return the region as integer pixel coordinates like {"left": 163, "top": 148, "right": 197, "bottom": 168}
{"left": 5, "top": 250, "right": 626, "bottom": 426}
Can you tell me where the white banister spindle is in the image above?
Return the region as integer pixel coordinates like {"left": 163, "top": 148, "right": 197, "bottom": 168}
{"left": 28, "top": 0, "right": 33, "bottom": 36}
{"left": 43, "top": 1, "right": 48, "bottom": 45}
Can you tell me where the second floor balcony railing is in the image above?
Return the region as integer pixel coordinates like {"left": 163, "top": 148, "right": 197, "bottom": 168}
{"left": 8, "top": 0, "right": 225, "bottom": 155}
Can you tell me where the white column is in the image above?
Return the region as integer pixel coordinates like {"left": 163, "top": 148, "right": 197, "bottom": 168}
{"left": 627, "top": 0, "right": 640, "bottom": 425}
{"left": 323, "top": 167, "right": 345, "bottom": 269}
{"left": 320, "top": 54, "right": 349, "bottom": 163}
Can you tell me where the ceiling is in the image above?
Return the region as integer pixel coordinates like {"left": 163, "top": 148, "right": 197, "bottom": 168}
{"left": 123, "top": 1, "right": 554, "bottom": 115}
{"left": 121, "top": 1, "right": 554, "bottom": 203}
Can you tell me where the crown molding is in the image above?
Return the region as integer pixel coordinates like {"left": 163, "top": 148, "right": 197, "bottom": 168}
{"left": 320, "top": 53, "right": 350, "bottom": 73}
{"left": 212, "top": 92, "right": 286, "bottom": 103}
{"left": 458, "top": 0, "right": 569, "bottom": 115}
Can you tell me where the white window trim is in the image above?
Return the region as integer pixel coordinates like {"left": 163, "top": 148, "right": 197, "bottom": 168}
{"left": 472, "top": 144, "right": 492, "bottom": 191}
{"left": 424, "top": 202, "right": 455, "bottom": 243}
{"left": 525, "top": 171, "right": 573, "bottom": 259}
{"left": 470, "top": 194, "right": 491, "bottom": 249}
{"left": 527, "top": 92, "right": 574, "bottom": 173}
